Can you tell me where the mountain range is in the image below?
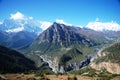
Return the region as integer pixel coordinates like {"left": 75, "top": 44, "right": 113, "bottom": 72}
{"left": 0, "top": 19, "right": 120, "bottom": 74}
{"left": 0, "top": 18, "right": 42, "bottom": 50}
{"left": 27, "top": 22, "right": 120, "bottom": 73}
{"left": 0, "top": 18, "right": 42, "bottom": 34}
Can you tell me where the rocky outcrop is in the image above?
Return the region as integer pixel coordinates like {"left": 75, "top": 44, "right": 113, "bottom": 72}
{"left": 38, "top": 55, "right": 59, "bottom": 73}
{"left": 90, "top": 62, "right": 120, "bottom": 74}
{"left": 36, "top": 54, "right": 91, "bottom": 73}
{"left": 62, "top": 56, "right": 91, "bottom": 72}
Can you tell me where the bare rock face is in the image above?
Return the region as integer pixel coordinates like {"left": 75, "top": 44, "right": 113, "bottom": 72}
{"left": 37, "top": 22, "right": 93, "bottom": 47}
{"left": 90, "top": 62, "right": 120, "bottom": 74}
{"left": 39, "top": 55, "right": 59, "bottom": 73}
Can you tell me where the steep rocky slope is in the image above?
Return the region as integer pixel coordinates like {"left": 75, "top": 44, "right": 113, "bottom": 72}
{"left": 90, "top": 41, "right": 120, "bottom": 74}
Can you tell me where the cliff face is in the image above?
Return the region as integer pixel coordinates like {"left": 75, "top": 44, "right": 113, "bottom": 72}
{"left": 90, "top": 62, "right": 120, "bottom": 74}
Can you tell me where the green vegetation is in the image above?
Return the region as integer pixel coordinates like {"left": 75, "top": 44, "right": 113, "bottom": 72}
{"left": 40, "top": 77, "right": 50, "bottom": 80}
{"left": 27, "top": 77, "right": 36, "bottom": 80}
{"left": 26, "top": 54, "right": 45, "bottom": 67}
{"left": 0, "top": 45, "right": 36, "bottom": 73}
{"left": 59, "top": 48, "right": 83, "bottom": 65}
{"left": 95, "top": 41, "right": 120, "bottom": 64}
{"left": 69, "top": 67, "right": 97, "bottom": 77}
{"left": 34, "top": 69, "right": 53, "bottom": 77}
{"left": 68, "top": 76, "right": 77, "bottom": 80}
{"left": 69, "top": 67, "right": 120, "bottom": 79}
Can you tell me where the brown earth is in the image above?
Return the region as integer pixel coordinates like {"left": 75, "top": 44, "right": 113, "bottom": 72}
{"left": 0, "top": 74, "right": 120, "bottom": 80}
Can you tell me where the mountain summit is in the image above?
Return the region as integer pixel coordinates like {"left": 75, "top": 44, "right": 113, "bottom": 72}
{"left": 28, "top": 22, "right": 119, "bottom": 72}
{"left": 0, "top": 17, "right": 42, "bottom": 49}
{"left": 37, "top": 22, "right": 93, "bottom": 47}
{"left": 0, "top": 19, "right": 42, "bottom": 34}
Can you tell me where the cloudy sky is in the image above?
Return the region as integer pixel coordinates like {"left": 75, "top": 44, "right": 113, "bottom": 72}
{"left": 0, "top": 0, "right": 120, "bottom": 31}
{"left": 0, "top": 0, "right": 120, "bottom": 30}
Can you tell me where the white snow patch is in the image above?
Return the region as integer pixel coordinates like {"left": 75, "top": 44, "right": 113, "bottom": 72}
{"left": 40, "top": 21, "right": 52, "bottom": 30}
{"left": 56, "top": 19, "right": 72, "bottom": 26}
{"left": 6, "top": 27, "right": 24, "bottom": 33}
{"left": 86, "top": 21, "right": 120, "bottom": 31}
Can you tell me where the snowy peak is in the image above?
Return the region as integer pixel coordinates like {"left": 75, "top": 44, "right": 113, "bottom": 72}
{"left": 1, "top": 11, "right": 120, "bottom": 33}
{"left": 6, "top": 27, "right": 24, "bottom": 33}
{"left": 0, "top": 12, "right": 42, "bottom": 34}
{"left": 55, "top": 19, "right": 72, "bottom": 26}
{"left": 0, "top": 18, "right": 42, "bottom": 34}
{"left": 86, "top": 21, "right": 120, "bottom": 31}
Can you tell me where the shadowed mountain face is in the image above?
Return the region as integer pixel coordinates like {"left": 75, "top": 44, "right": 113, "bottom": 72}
{"left": 0, "top": 31, "right": 37, "bottom": 50}
{"left": 0, "top": 18, "right": 42, "bottom": 50}
{"left": 28, "top": 22, "right": 120, "bottom": 72}
{"left": 0, "top": 45, "right": 36, "bottom": 73}
{"left": 0, "top": 32, "right": 9, "bottom": 44}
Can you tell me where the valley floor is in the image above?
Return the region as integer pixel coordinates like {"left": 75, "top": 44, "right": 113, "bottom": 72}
{"left": 0, "top": 74, "right": 120, "bottom": 80}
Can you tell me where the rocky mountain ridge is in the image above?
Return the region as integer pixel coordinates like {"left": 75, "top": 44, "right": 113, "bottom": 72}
{"left": 28, "top": 22, "right": 120, "bottom": 73}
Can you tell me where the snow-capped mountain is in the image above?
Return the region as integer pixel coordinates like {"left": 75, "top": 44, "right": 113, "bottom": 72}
{"left": 0, "top": 18, "right": 40, "bottom": 49}
{"left": 0, "top": 12, "right": 43, "bottom": 49}
{"left": 0, "top": 18, "right": 42, "bottom": 34}
{"left": 0, "top": 12, "right": 43, "bottom": 35}
{"left": 86, "top": 21, "right": 120, "bottom": 31}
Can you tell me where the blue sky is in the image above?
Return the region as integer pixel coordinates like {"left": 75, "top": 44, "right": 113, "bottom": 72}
{"left": 0, "top": 0, "right": 120, "bottom": 26}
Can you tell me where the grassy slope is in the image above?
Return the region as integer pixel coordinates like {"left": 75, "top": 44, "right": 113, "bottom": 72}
{"left": 0, "top": 45, "right": 36, "bottom": 73}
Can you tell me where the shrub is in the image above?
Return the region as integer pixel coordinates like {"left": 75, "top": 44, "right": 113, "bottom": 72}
{"left": 27, "top": 77, "right": 36, "bottom": 80}
{"left": 40, "top": 77, "right": 50, "bottom": 80}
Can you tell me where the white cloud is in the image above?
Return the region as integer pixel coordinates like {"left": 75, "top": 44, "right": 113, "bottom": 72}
{"left": 10, "top": 12, "right": 25, "bottom": 20}
{"left": 56, "top": 19, "right": 72, "bottom": 26}
{"left": 0, "top": 21, "right": 3, "bottom": 24}
{"left": 29, "top": 17, "right": 33, "bottom": 20}
{"left": 40, "top": 21, "right": 52, "bottom": 30}
{"left": 6, "top": 27, "right": 24, "bottom": 33}
{"left": 86, "top": 21, "right": 120, "bottom": 31}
